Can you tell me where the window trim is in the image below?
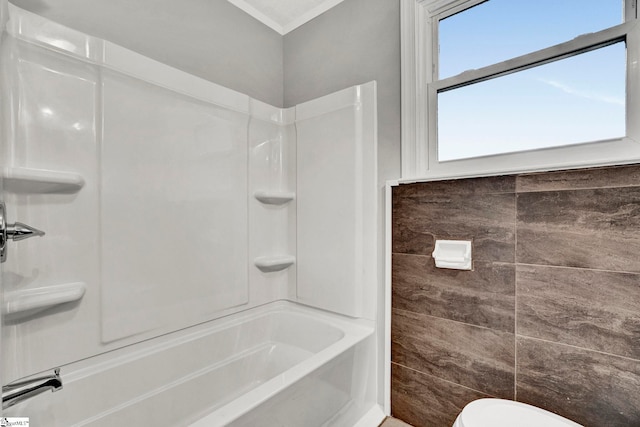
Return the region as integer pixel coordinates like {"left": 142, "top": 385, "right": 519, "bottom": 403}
{"left": 401, "top": 0, "right": 640, "bottom": 180}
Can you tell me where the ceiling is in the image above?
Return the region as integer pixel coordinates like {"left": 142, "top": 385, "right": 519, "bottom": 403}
{"left": 226, "top": 0, "right": 345, "bottom": 35}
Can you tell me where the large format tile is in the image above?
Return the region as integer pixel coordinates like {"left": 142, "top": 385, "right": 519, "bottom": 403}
{"left": 392, "top": 188, "right": 515, "bottom": 260}
{"left": 516, "top": 187, "right": 640, "bottom": 272}
{"left": 391, "top": 309, "right": 515, "bottom": 398}
{"left": 517, "top": 164, "right": 640, "bottom": 193}
{"left": 391, "top": 363, "right": 489, "bottom": 427}
{"left": 517, "top": 265, "right": 640, "bottom": 359}
{"left": 392, "top": 213, "right": 435, "bottom": 256}
{"left": 517, "top": 337, "right": 640, "bottom": 427}
{"left": 396, "top": 176, "right": 515, "bottom": 197}
{"left": 393, "top": 254, "right": 515, "bottom": 332}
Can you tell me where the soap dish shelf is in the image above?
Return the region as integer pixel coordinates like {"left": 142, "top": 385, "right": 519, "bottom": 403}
{"left": 254, "top": 191, "right": 295, "bottom": 205}
{"left": 3, "top": 167, "right": 85, "bottom": 194}
{"left": 254, "top": 255, "right": 295, "bottom": 272}
{"left": 3, "top": 282, "right": 87, "bottom": 320}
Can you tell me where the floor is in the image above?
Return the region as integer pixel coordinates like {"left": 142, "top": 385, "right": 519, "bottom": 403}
{"left": 380, "top": 417, "right": 413, "bottom": 427}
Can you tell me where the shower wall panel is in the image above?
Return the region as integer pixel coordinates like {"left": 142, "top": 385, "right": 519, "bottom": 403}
{"left": 1, "top": 38, "right": 101, "bottom": 382}
{"left": 100, "top": 72, "right": 249, "bottom": 342}
{"left": 248, "top": 99, "right": 297, "bottom": 300}
{"left": 296, "top": 83, "right": 377, "bottom": 318}
{"left": 1, "top": 6, "right": 260, "bottom": 380}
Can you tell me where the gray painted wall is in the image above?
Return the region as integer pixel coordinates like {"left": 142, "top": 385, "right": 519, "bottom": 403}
{"left": 10, "top": 0, "right": 284, "bottom": 106}
{"left": 284, "top": 0, "right": 401, "bottom": 184}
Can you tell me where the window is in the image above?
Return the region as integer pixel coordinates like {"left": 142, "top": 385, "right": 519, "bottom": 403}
{"left": 438, "top": 43, "right": 626, "bottom": 161}
{"left": 401, "top": 0, "right": 640, "bottom": 179}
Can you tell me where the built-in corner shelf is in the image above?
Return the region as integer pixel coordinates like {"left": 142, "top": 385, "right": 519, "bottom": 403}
{"left": 3, "top": 167, "right": 85, "bottom": 194}
{"left": 254, "top": 255, "right": 295, "bottom": 272}
{"left": 254, "top": 191, "right": 295, "bottom": 205}
{"left": 3, "top": 282, "right": 87, "bottom": 320}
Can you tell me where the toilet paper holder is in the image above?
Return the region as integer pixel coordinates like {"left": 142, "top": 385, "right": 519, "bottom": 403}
{"left": 432, "top": 240, "right": 472, "bottom": 270}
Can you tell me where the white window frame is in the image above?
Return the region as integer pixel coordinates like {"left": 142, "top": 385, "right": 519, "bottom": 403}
{"left": 401, "top": 0, "right": 640, "bottom": 180}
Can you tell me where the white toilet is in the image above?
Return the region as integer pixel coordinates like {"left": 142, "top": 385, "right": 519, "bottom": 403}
{"left": 453, "top": 398, "right": 583, "bottom": 427}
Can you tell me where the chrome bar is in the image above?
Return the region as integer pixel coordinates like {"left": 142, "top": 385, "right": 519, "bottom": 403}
{"left": 2, "top": 368, "right": 62, "bottom": 409}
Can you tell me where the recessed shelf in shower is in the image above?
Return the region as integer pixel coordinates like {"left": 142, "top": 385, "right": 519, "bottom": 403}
{"left": 254, "top": 191, "right": 295, "bottom": 205}
{"left": 254, "top": 255, "right": 296, "bottom": 272}
{"left": 3, "top": 167, "right": 85, "bottom": 194}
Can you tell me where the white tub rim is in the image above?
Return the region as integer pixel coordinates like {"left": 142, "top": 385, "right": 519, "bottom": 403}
{"left": 63, "top": 300, "right": 371, "bottom": 382}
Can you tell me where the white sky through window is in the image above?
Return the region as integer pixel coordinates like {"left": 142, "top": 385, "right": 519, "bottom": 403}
{"left": 436, "top": 0, "right": 626, "bottom": 162}
{"left": 439, "top": 0, "right": 623, "bottom": 78}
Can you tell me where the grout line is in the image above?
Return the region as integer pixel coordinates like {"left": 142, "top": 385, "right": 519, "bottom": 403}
{"left": 516, "top": 183, "right": 640, "bottom": 194}
{"left": 514, "top": 262, "right": 640, "bottom": 275}
{"left": 393, "top": 251, "right": 517, "bottom": 267}
{"left": 516, "top": 334, "right": 640, "bottom": 363}
{"left": 514, "top": 192, "right": 518, "bottom": 401}
{"left": 393, "top": 253, "right": 640, "bottom": 276}
{"left": 390, "top": 362, "right": 498, "bottom": 398}
{"left": 392, "top": 307, "right": 515, "bottom": 334}
{"left": 391, "top": 252, "right": 431, "bottom": 258}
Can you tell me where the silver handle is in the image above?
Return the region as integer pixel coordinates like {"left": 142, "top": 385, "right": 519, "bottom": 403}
{"left": 2, "top": 368, "right": 63, "bottom": 409}
{"left": 0, "top": 202, "right": 45, "bottom": 263}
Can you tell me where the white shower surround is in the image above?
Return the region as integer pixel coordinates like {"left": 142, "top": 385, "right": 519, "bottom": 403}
{"left": 0, "top": 3, "right": 384, "bottom": 425}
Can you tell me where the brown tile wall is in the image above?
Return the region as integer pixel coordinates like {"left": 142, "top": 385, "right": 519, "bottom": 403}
{"left": 390, "top": 165, "right": 640, "bottom": 427}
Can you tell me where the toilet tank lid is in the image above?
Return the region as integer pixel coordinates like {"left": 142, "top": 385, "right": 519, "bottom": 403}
{"left": 459, "top": 399, "right": 583, "bottom": 427}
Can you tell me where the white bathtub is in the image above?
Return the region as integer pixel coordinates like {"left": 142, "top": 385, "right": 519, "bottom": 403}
{"left": 9, "top": 301, "right": 377, "bottom": 426}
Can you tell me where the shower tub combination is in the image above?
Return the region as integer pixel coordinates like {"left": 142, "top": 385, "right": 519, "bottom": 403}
{"left": 0, "top": 3, "right": 383, "bottom": 426}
